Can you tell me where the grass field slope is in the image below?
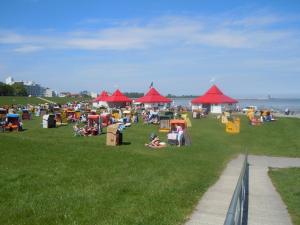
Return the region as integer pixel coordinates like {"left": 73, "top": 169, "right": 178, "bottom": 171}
{"left": 0, "top": 96, "right": 91, "bottom": 106}
{"left": 0, "top": 115, "right": 300, "bottom": 225}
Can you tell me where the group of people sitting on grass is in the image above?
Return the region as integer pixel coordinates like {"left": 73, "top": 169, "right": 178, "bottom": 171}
{"left": 73, "top": 124, "right": 99, "bottom": 136}
{"left": 142, "top": 110, "right": 160, "bottom": 124}
{"left": 259, "top": 110, "right": 276, "bottom": 122}
{"left": 247, "top": 109, "right": 277, "bottom": 125}
{"left": 145, "top": 124, "right": 185, "bottom": 149}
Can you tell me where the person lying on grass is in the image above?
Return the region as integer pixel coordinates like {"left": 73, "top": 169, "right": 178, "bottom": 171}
{"left": 145, "top": 133, "right": 166, "bottom": 148}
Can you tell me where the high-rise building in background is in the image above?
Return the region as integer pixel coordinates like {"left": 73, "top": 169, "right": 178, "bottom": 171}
{"left": 5, "top": 76, "right": 14, "bottom": 85}
{"left": 4, "top": 76, "right": 55, "bottom": 97}
{"left": 44, "top": 88, "right": 55, "bottom": 97}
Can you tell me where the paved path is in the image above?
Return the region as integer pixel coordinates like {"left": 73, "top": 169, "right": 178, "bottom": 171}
{"left": 37, "top": 97, "right": 56, "bottom": 104}
{"left": 185, "top": 155, "right": 245, "bottom": 225}
{"left": 248, "top": 155, "right": 300, "bottom": 225}
{"left": 185, "top": 155, "right": 300, "bottom": 225}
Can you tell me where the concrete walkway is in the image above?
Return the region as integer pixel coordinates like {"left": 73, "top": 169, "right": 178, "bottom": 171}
{"left": 37, "top": 97, "right": 56, "bottom": 104}
{"left": 185, "top": 155, "right": 245, "bottom": 225}
{"left": 248, "top": 155, "right": 300, "bottom": 225}
{"left": 185, "top": 155, "right": 300, "bottom": 225}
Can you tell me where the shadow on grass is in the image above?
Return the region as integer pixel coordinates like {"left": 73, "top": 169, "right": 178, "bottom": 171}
{"left": 122, "top": 142, "right": 131, "bottom": 145}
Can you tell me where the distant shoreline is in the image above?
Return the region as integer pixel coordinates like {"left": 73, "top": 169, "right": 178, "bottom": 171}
{"left": 237, "top": 98, "right": 300, "bottom": 101}
{"left": 171, "top": 97, "right": 300, "bottom": 100}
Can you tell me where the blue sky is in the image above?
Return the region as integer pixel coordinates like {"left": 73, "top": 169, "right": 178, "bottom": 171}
{"left": 0, "top": 0, "right": 300, "bottom": 97}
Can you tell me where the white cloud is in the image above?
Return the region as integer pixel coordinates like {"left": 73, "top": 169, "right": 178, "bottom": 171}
{"left": 224, "top": 15, "right": 282, "bottom": 27}
{"left": 66, "top": 36, "right": 147, "bottom": 50}
{"left": 241, "top": 58, "right": 300, "bottom": 73}
{"left": 191, "top": 30, "right": 248, "bottom": 48}
{"left": 14, "top": 45, "right": 44, "bottom": 53}
{"left": 0, "top": 31, "right": 24, "bottom": 44}
{"left": 0, "top": 13, "right": 298, "bottom": 52}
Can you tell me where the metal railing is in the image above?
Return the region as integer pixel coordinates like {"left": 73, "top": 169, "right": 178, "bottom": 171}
{"left": 224, "top": 154, "right": 249, "bottom": 225}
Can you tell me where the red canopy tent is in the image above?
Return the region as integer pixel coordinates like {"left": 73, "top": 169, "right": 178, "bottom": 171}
{"left": 136, "top": 88, "right": 171, "bottom": 103}
{"left": 191, "top": 85, "right": 237, "bottom": 104}
{"left": 93, "top": 91, "right": 110, "bottom": 102}
{"left": 106, "top": 89, "right": 132, "bottom": 103}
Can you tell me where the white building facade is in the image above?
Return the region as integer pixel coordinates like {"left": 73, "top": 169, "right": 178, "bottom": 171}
{"left": 4, "top": 76, "right": 53, "bottom": 97}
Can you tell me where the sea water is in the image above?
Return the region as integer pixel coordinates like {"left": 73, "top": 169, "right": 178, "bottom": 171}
{"left": 172, "top": 98, "right": 300, "bottom": 113}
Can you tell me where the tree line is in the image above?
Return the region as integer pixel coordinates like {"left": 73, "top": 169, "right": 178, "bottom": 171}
{"left": 122, "top": 92, "right": 197, "bottom": 98}
{"left": 123, "top": 92, "right": 144, "bottom": 98}
{"left": 166, "top": 94, "right": 197, "bottom": 98}
{"left": 0, "top": 82, "right": 28, "bottom": 96}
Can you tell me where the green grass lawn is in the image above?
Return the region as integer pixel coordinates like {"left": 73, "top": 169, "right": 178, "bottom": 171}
{"left": 0, "top": 96, "right": 47, "bottom": 105}
{"left": 44, "top": 97, "right": 92, "bottom": 104}
{"left": 0, "top": 96, "right": 91, "bottom": 106}
{"left": 0, "top": 115, "right": 300, "bottom": 225}
{"left": 269, "top": 168, "right": 300, "bottom": 225}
